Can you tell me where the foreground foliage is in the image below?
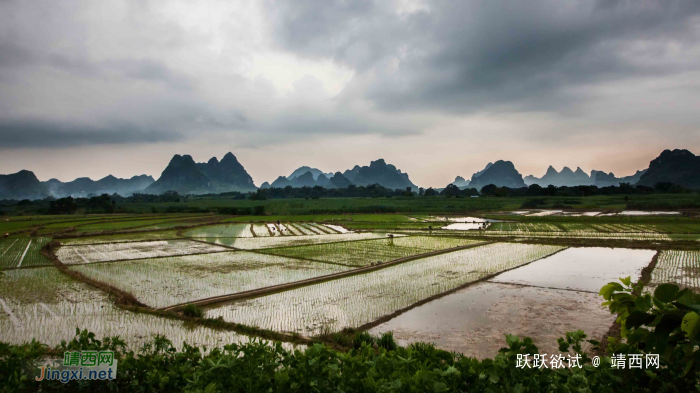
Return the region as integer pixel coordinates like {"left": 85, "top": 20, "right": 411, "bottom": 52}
{"left": 2, "top": 280, "right": 699, "bottom": 392}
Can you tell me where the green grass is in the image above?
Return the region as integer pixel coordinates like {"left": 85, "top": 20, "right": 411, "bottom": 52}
{"left": 0, "top": 237, "right": 51, "bottom": 269}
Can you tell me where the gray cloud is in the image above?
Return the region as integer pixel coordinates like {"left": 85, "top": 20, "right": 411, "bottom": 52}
{"left": 266, "top": 0, "right": 700, "bottom": 113}
{"left": 0, "top": 0, "right": 699, "bottom": 175}
{"left": 0, "top": 119, "right": 182, "bottom": 148}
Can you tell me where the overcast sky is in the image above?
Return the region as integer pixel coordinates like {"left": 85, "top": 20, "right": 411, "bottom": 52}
{"left": 1, "top": 0, "right": 699, "bottom": 187}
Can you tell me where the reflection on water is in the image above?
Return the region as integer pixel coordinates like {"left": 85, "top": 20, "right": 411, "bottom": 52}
{"left": 370, "top": 282, "right": 614, "bottom": 359}
{"left": 441, "top": 223, "right": 487, "bottom": 231}
{"left": 492, "top": 247, "right": 655, "bottom": 292}
{"left": 370, "top": 247, "right": 655, "bottom": 358}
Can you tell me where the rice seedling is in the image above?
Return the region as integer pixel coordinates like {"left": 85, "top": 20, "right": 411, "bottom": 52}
{"left": 183, "top": 224, "right": 254, "bottom": 238}
{"left": 57, "top": 230, "right": 183, "bottom": 245}
{"left": 56, "top": 240, "right": 228, "bottom": 264}
{"left": 0, "top": 267, "right": 251, "bottom": 351}
{"left": 206, "top": 243, "right": 564, "bottom": 335}
{"left": 68, "top": 251, "right": 350, "bottom": 308}
{"left": 288, "top": 223, "right": 314, "bottom": 235}
{"left": 252, "top": 224, "right": 271, "bottom": 237}
{"left": 199, "top": 232, "right": 388, "bottom": 250}
{"left": 284, "top": 224, "right": 303, "bottom": 236}
{"left": 262, "top": 236, "right": 484, "bottom": 267}
{"left": 0, "top": 237, "right": 51, "bottom": 269}
{"left": 647, "top": 250, "right": 700, "bottom": 292}
{"left": 323, "top": 224, "right": 350, "bottom": 233}
{"left": 298, "top": 223, "right": 326, "bottom": 235}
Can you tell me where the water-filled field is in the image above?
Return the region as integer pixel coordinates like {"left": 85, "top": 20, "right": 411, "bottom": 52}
{"left": 69, "top": 251, "right": 350, "bottom": 308}
{"left": 2, "top": 212, "right": 699, "bottom": 360}
{"left": 197, "top": 232, "right": 389, "bottom": 250}
{"left": 648, "top": 250, "right": 700, "bottom": 292}
{"left": 261, "top": 236, "right": 485, "bottom": 267}
{"left": 0, "top": 267, "right": 249, "bottom": 350}
{"left": 56, "top": 240, "right": 228, "bottom": 264}
{"left": 205, "top": 243, "right": 563, "bottom": 335}
{"left": 370, "top": 247, "right": 655, "bottom": 358}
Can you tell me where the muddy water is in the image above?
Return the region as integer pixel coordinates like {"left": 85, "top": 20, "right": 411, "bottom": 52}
{"left": 491, "top": 247, "right": 655, "bottom": 292}
{"left": 369, "top": 247, "right": 654, "bottom": 358}
{"left": 370, "top": 282, "right": 614, "bottom": 359}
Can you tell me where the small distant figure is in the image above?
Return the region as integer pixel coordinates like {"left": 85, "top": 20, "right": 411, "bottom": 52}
{"left": 387, "top": 234, "right": 394, "bottom": 238}
{"left": 277, "top": 220, "right": 281, "bottom": 225}
{"left": 3, "top": 233, "right": 9, "bottom": 238}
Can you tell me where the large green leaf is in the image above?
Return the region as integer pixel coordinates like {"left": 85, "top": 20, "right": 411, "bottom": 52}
{"left": 654, "top": 284, "right": 680, "bottom": 303}
{"left": 681, "top": 312, "right": 700, "bottom": 339}
{"left": 599, "top": 282, "right": 624, "bottom": 299}
{"left": 626, "top": 311, "right": 656, "bottom": 329}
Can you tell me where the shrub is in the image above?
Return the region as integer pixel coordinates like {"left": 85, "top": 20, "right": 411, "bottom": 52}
{"left": 352, "top": 331, "right": 375, "bottom": 349}
{"left": 181, "top": 304, "right": 204, "bottom": 318}
{"left": 378, "top": 331, "right": 397, "bottom": 351}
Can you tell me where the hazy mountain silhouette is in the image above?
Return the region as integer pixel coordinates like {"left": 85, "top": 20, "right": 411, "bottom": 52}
{"left": 266, "top": 159, "right": 416, "bottom": 190}
{"left": 469, "top": 163, "right": 493, "bottom": 183}
{"left": 343, "top": 159, "right": 417, "bottom": 190}
{"left": 636, "top": 149, "right": 700, "bottom": 188}
{"left": 329, "top": 172, "right": 352, "bottom": 188}
{"left": 469, "top": 160, "right": 526, "bottom": 189}
{"left": 288, "top": 166, "right": 333, "bottom": 181}
{"left": 450, "top": 176, "right": 470, "bottom": 188}
{"left": 0, "top": 170, "right": 50, "bottom": 200}
{"left": 43, "top": 174, "right": 154, "bottom": 197}
{"left": 591, "top": 169, "right": 647, "bottom": 187}
{"left": 524, "top": 166, "right": 593, "bottom": 187}
{"left": 146, "top": 152, "right": 256, "bottom": 194}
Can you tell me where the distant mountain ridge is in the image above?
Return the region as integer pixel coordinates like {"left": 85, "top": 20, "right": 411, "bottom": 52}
{"left": 3, "top": 148, "right": 700, "bottom": 200}
{"left": 43, "top": 175, "right": 154, "bottom": 198}
{"left": 469, "top": 160, "right": 526, "bottom": 189}
{"left": 145, "top": 152, "right": 256, "bottom": 195}
{"left": 288, "top": 166, "right": 333, "bottom": 181}
{"left": 0, "top": 170, "right": 51, "bottom": 200}
{"left": 591, "top": 169, "right": 647, "bottom": 187}
{"left": 636, "top": 149, "right": 700, "bottom": 188}
{"left": 263, "top": 159, "right": 417, "bottom": 191}
{"left": 524, "top": 166, "right": 593, "bottom": 187}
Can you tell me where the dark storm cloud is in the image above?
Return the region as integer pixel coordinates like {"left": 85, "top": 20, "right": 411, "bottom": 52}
{"left": 265, "top": 0, "right": 700, "bottom": 112}
{"left": 0, "top": 119, "right": 183, "bottom": 148}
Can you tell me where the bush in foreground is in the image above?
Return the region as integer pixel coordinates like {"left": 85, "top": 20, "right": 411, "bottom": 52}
{"left": 1, "top": 279, "right": 699, "bottom": 392}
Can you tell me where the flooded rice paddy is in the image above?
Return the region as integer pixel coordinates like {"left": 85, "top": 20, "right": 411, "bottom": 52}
{"left": 370, "top": 247, "right": 654, "bottom": 358}
{"left": 205, "top": 243, "right": 563, "bottom": 335}
{"left": 196, "top": 232, "right": 390, "bottom": 250}
{"left": 0, "top": 267, "right": 250, "bottom": 351}
{"left": 56, "top": 239, "right": 229, "bottom": 264}
{"left": 491, "top": 247, "right": 654, "bottom": 292}
{"left": 370, "top": 282, "right": 613, "bottom": 358}
{"left": 2, "top": 215, "right": 698, "bottom": 358}
{"left": 69, "top": 251, "right": 350, "bottom": 308}
{"left": 260, "top": 236, "right": 485, "bottom": 267}
{"left": 648, "top": 250, "right": 700, "bottom": 292}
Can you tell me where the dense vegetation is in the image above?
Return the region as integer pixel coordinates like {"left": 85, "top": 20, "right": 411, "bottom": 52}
{"left": 1, "top": 184, "right": 699, "bottom": 217}
{"left": 1, "top": 280, "right": 698, "bottom": 392}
